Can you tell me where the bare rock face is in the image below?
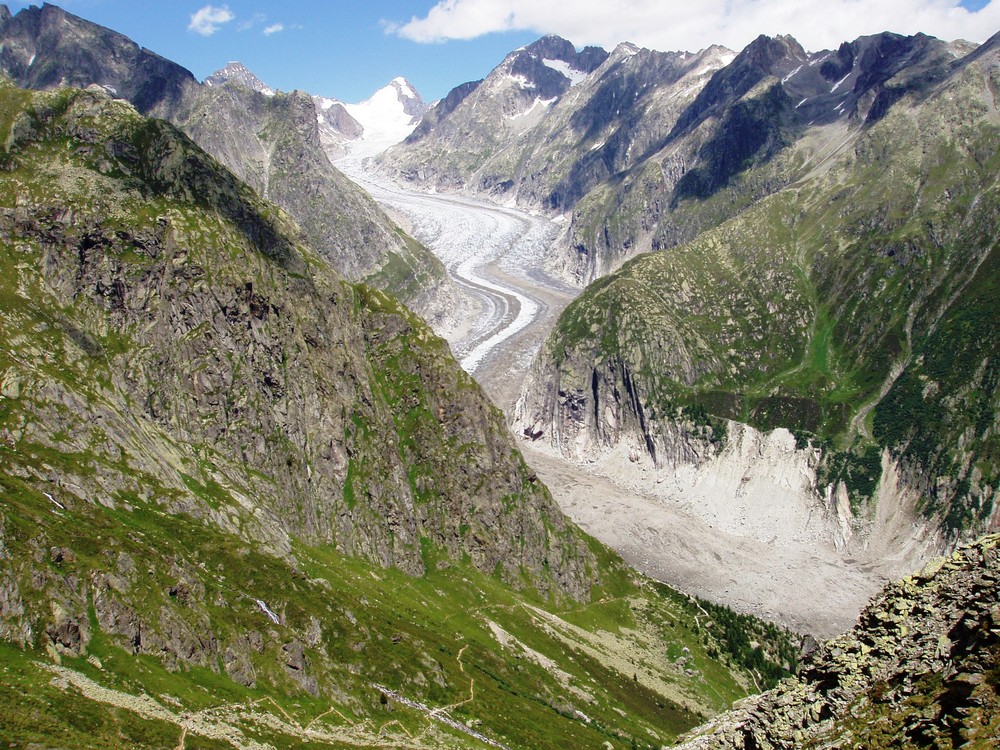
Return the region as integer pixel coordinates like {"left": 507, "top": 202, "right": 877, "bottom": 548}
{"left": 0, "top": 513, "right": 32, "bottom": 646}
{"left": 675, "top": 534, "right": 1000, "bottom": 749}
{"left": 222, "top": 642, "right": 257, "bottom": 688}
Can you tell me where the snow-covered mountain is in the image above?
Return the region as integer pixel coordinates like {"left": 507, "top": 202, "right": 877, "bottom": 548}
{"left": 205, "top": 61, "right": 275, "bottom": 96}
{"left": 314, "top": 77, "right": 428, "bottom": 160}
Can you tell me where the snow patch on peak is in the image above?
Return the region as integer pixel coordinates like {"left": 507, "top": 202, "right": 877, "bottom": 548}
{"left": 506, "top": 73, "right": 536, "bottom": 90}
{"left": 542, "top": 58, "right": 588, "bottom": 86}
{"left": 316, "top": 96, "right": 343, "bottom": 111}
{"left": 205, "top": 61, "right": 274, "bottom": 97}
{"left": 391, "top": 76, "right": 419, "bottom": 101}
{"left": 342, "top": 78, "right": 428, "bottom": 155}
{"left": 782, "top": 64, "right": 803, "bottom": 84}
{"left": 693, "top": 48, "right": 735, "bottom": 76}
{"left": 508, "top": 96, "right": 556, "bottom": 121}
{"left": 830, "top": 72, "right": 851, "bottom": 93}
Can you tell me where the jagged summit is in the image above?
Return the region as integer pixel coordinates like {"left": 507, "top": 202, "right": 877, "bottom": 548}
{"left": 498, "top": 35, "right": 609, "bottom": 98}
{"left": 0, "top": 1, "right": 197, "bottom": 117}
{"left": 385, "top": 75, "right": 426, "bottom": 117}
{"left": 204, "top": 60, "right": 275, "bottom": 96}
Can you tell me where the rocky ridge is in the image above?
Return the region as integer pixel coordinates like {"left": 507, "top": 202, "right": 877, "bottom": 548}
{"left": 675, "top": 534, "right": 1000, "bottom": 748}
{"left": 558, "top": 30, "right": 976, "bottom": 284}
{"left": 0, "top": 81, "right": 592, "bottom": 597}
{"left": 0, "top": 3, "right": 452, "bottom": 316}
{"left": 381, "top": 30, "right": 978, "bottom": 288}
{"left": 379, "top": 35, "right": 611, "bottom": 194}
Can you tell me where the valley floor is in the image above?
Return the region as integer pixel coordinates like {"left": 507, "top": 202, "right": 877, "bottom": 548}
{"left": 336, "top": 149, "right": 935, "bottom": 640}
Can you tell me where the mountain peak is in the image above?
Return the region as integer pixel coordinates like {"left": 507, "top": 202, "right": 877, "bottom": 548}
{"left": 384, "top": 76, "right": 426, "bottom": 116}
{"left": 497, "top": 35, "right": 609, "bottom": 98}
{"left": 0, "top": 0, "right": 197, "bottom": 117}
{"left": 204, "top": 61, "right": 275, "bottom": 96}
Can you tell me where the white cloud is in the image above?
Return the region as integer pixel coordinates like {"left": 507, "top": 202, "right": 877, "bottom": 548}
{"left": 188, "top": 4, "right": 235, "bottom": 37}
{"left": 263, "top": 23, "right": 285, "bottom": 36}
{"left": 237, "top": 12, "right": 267, "bottom": 32}
{"left": 388, "top": 0, "right": 1000, "bottom": 53}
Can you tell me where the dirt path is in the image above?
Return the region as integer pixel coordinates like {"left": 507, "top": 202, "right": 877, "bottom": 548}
{"left": 43, "top": 662, "right": 492, "bottom": 749}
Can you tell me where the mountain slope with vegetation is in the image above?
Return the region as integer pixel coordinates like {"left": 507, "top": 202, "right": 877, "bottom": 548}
{"left": 0, "top": 81, "right": 797, "bottom": 748}
{"left": 0, "top": 2, "right": 452, "bottom": 316}
{"left": 515, "top": 31, "right": 1000, "bottom": 541}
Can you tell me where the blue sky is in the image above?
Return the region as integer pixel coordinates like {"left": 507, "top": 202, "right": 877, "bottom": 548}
{"left": 4, "top": 1, "right": 997, "bottom": 103}
{"left": 2, "top": 1, "right": 537, "bottom": 101}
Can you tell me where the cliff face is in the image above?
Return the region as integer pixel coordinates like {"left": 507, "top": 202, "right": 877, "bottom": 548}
{"left": 515, "top": 34, "right": 1000, "bottom": 542}
{"left": 676, "top": 534, "right": 1000, "bottom": 749}
{"left": 0, "top": 3, "right": 451, "bottom": 314}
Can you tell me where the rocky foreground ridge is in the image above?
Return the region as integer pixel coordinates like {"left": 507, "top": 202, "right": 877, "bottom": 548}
{"left": 676, "top": 534, "right": 1000, "bottom": 748}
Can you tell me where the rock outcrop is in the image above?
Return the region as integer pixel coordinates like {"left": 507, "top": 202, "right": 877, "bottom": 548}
{"left": 676, "top": 534, "right": 1000, "bottom": 749}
